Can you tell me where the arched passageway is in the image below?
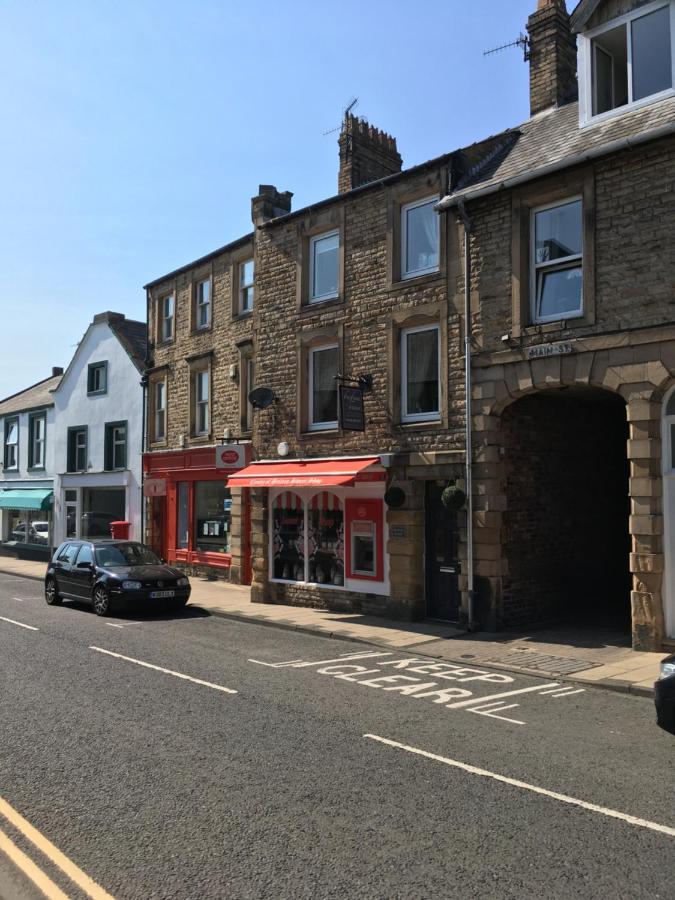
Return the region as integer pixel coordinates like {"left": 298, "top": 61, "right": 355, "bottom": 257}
{"left": 501, "top": 388, "right": 630, "bottom": 632}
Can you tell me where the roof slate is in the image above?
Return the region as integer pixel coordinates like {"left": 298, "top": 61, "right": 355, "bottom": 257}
{"left": 439, "top": 96, "right": 675, "bottom": 206}
{"left": 109, "top": 317, "right": 147, "bottom": 372}
{"left": 0, "top": 374, "right": 62, "bottom": 416}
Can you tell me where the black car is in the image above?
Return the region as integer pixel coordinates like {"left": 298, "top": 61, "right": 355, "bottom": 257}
{"left": 655, "top": 654, "right": 675, "bottom": 735}
{"left": 45, "top": 540, "right": 191, "bottom": 616}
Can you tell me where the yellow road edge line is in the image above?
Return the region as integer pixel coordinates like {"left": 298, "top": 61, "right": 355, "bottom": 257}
{"left": 0, "top": 797, "right": 115, "bottom": 900}
{"left": 364, "top": 734, "right": 675, "bottom": 839}
{"left": 0, "top": 825, "right": 71, "bottom": 900}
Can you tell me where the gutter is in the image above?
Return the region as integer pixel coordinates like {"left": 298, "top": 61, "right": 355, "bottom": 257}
{"left": 437, "top": 121, "right": 675, "bottom": 210}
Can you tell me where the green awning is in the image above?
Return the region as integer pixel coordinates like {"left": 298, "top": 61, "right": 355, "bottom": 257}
{"left": 0, "top": 489, "right": 53, "bottom": 511}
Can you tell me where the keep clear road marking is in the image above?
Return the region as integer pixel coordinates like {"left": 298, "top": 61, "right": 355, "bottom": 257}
{"left": 364, "top": 735, "right": 675, "bottom": 840}
{"left": 90, "top": 646, "right": 238, "bottom": 694}
{"left": 0, "top": 795, "right": 115, "bottom": 899}
{"left": 0, "top": 615, "right": 38, "bottom": 632}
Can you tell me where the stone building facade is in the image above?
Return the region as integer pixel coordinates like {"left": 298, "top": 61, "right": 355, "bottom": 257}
{"left": 437, "top": 0, "right": 675, "bottom": 650}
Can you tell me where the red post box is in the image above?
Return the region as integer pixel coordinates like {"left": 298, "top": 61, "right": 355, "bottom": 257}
{"left": 110, "top": 521, "right": 131, "bottom": 540}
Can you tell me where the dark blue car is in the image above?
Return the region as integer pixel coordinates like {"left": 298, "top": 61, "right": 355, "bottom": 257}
{"left": 655, "top": 655, "right": 675, "bottom": 734}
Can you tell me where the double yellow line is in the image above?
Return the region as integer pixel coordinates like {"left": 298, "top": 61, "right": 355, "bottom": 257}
{"left": 0, "top": 795, "right": 115, "bottom": 900}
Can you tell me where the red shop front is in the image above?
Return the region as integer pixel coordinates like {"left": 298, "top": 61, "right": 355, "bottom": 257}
{"left": 143, "top": 444, "right": 251, "bottom": 582}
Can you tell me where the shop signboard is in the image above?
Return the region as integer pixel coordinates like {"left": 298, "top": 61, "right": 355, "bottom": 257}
{"left": 339, "top": 386, "right": 365, "bottom": 432}
{"left": 215, "top": 444, "right": 250, "bottom": 470}
{"left": 144, "top": 478, "right": 167, "bottom": 497}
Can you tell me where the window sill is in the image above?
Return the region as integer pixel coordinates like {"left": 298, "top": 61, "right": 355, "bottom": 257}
{"left": 388, "top": 271, "right": 444, "bottom": 292}
{"left": 27, "top": 467, "right": 46, "bottom": 474}
{"left": 87, "top": 391, "right": 107, "bottom": 398}
{"left": 190, "top": 326, "right": 213, "bottom": 337}
{"left": 233, "top": 309, "right": 253, "bottom": 321}
{"left": 189, "top": 435, "right": 212, "bottom": 445}
{"left": 155, "top": 339, "right": 175, "bottom": 349}
{"left": 301, "top": 428, "right": 340, "bottom": 438}
{"left": 301, "top": 296, "right": 343, "bottom": 314}
{"left": 395, "top": 419, "right": 443, "bottom": 432}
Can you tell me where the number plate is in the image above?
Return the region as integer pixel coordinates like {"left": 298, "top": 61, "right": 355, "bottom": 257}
{"left": 150, "top": 590, "right": 175, "bottom": 599}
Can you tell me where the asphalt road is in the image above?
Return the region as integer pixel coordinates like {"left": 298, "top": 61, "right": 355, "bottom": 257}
{"left": 0, "top": 571, "right": 673, "bottom": 899}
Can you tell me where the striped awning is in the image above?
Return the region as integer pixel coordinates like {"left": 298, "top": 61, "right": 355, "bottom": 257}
{"left": 227, "top": 457, "right": 385, "bottom": 489}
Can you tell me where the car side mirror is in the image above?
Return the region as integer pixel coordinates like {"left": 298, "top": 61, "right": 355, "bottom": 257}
{"left": 77, "top": 561, "right": 93, "bottom": 570}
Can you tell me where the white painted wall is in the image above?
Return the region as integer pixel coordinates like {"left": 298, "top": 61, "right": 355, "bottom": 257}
{"left": 52, "top": 319, "right": 143, "bottom": 544}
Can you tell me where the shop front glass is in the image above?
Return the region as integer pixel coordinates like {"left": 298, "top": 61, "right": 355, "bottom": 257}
{"left": 308, "top": 492, "right": 344, "bottom": 586}
{"left": 272, "top": 492, "right": 304, "bottom": 581}
{"left": 81, "top": 488, "right": 126, "bottom": 539}
{"left": 2, "top": 509, "right": 51, "bottom": 548}
{"left": 194, "top": 481, "right": 231, "bottom": 554}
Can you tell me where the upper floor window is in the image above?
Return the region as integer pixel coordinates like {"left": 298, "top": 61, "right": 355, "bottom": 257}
{"left": 29, "top": 413, "right": 46, "bottom": 469}
{"left": 401, "top": 197, "right": 439, "bottom": 279}
{"left": 585, "top": 2, "right": 674, "bottom": 120}
{"left": 192, "top": 367, "right": 210, "bottom": 436}
{"left": 195, "top": 280, "right": 211, "bottom": 330}
{"left": 87, "top": 362, "right": 107, "bottom": 395}
{"left": 239, "top": 259, "right": 254, "bottom": 314}
{"left": 67, "top": 427, "right": 87, "bottom": 473}
{"left": 309, "top": 232, "right": 339, "bottom": 303}
{"left": 104, "top": 422, "right": 127, "bottom": 471}
{"left": 400, "top": 325, "right": 440, "bottom": 423}
{"left": 531, "top": 198, "right": 583, "bottom": 324}
{"left": 4, "top": 418, "right": 19, "bottom": 470}
{"left": 153, "top": 379, "right": 166, "bottom": 442}
{"left": 308, "top": 345, "right": 338, "bottom": 430}
{"left": 159, "top": 294, "right": 174, "bottom": 342}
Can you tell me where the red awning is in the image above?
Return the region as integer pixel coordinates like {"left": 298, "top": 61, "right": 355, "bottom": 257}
{"left": 226, "top": 457, "right": 384, "bottom": 489}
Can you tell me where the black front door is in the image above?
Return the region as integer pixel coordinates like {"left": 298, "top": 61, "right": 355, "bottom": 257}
{"left": 425, "top": 482, "right": 460, "bottom": 621}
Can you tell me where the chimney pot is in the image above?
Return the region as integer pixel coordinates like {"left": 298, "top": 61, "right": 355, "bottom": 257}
{"left": 251, "top": 184, "right": 293, "bottom": 226}
{"left": 338, "top": 113, "right": 403, "bottom": 194}
{"left": 527, "top": 0, "right": 578, "bottom": 116}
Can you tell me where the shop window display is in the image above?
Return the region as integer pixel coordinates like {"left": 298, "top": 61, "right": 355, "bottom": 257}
{"left": 194, "top": 481, "right": 231, "bottom": 554}
{"left": 308, "top": 493, "right": 344, "bottom": 586}
{"left": 272, "top": 493, "right": 305, "bottom": 581}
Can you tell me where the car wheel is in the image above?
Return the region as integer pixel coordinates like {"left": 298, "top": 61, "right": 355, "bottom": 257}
{"left": 45, "top": 577, "right": 62, "bottom": 606}
{"left": 92, "top": 585, "right": 112, "bottom": 617}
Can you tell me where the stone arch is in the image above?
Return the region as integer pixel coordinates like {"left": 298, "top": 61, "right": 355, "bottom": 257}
{"left": 470, "top": 346, "right": 674, "bottom": 649}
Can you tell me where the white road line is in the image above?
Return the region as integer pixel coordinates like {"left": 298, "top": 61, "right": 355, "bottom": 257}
{"left": 468, "top": 704, "right": 526, "bottom": 725}
{"left": 90, "top": 646, "right": 238, "bottom": 694}
{"left": 364, "top": 734, "right": 675, "bottom": 839}
{"left": 0, "top": 616, "right": 38, "bottom": 632}
{"left": 104, "top": 623, "right": 124, "bottom": 629}
{"left": 11, "top": 597, "right": 25, "bottom": 602}
{"left": 445, "top": 682, "right": 559, "bottom": 709}
{"left": 249, "top": 651, "right": 391, "bottom": 669}
{"left": 549, "top": 688, "right": 587, "bottom": 698}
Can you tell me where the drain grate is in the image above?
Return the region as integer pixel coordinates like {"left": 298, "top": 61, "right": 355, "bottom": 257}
{"left": 482, "top": 648, "right": 602, "bottom": 675}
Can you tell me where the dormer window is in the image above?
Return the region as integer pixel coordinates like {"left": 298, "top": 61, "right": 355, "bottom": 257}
{"left": 582, "top": 2, "right": 674, "bottom": 122}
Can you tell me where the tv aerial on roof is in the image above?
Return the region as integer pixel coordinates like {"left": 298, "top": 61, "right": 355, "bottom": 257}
{"left": 484, "top": 33, "right": 530, "bottom": 62}
{"left": 323, "top": 96, "right": 360, "bottom": 136}
{"left": 248, "top": 387, "right": 276, "bottom": 410}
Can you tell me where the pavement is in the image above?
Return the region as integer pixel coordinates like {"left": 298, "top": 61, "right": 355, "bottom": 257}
{"left": 0, "top": 568, "right": 674, "bottom": 899}
{"left": 0, "top": 554, "right": 668, "bottom": 696}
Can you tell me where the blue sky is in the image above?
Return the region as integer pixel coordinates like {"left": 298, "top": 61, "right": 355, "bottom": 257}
{"left": 0, "top": 0, "right": 557, "bottom": 398}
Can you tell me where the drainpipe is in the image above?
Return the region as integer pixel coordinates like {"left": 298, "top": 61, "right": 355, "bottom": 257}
{"left": 457, "top": 199, "right": 476, "bottom": 631}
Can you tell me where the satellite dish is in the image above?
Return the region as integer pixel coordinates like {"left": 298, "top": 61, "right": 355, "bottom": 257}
{"left": 249, "top": 387, "right": 276, "bottom": 410}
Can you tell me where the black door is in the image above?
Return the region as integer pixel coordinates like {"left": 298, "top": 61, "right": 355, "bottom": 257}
{"left": 69, "top": 543, "right": 96, "bottom": 600}
{"left": 425, "top": 482, "right": 460, "bottom": 621}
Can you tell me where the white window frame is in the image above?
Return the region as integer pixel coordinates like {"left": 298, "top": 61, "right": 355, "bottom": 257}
{"left": 530, "top": 197, "right": 584, "bottom": 325}
{"left": 239, "top": 259, "right": 254, "bottom": 314}
{"left": 30, "top": 414, "right": 46, "bottom": 469}
{"left": 579, "top": 0, "right": 675, "bottom": 126}
{"left": 111, "top": 424, "right": 126, "bottom": 470}
{"left": 195, "top": 279, "right": 210, "bottom": 329}
{"left": 154, "top": 379, "right": 166, "bottom": 442}
{"left": 194, "top": 369, "right": 210, "bottom": 436}
{"left": 4, "top": 418, "right": 19, "bottom": 470}
{"left": 308, "top": 344, "right": 339, "bottom": 432}
{"left": 400, "top": 196, "right": 440, "bottom": 280}
{"left": 400, "top": 324, "right": 441, "bottom": 424}
{"left": 160, "top": 294, "right": 174, "bottom": 342}
{"left": 308, "top": 231, "right": 339, "bottom": 303}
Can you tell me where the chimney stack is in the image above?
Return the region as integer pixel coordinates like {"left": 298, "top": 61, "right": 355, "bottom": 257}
{"left": 527, "top": 0, "right": 578, "bottom": 117}
{"left": 52, "top": 367, "right": 63, "bottom": 377}
{"left": 251, "top": 185, "right": 293, "bottom": 227}
{"left": 338, "top": 114, "right": 402, "bottom": 194}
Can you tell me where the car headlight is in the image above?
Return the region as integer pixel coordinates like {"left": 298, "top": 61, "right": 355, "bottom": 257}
{"left": 122, "top": 580, "right": 142, "bottom": 590}
{"left": 660, "top": 661, "right": 675, "bottom": 680}
{"left": 177, "top": 577, "right": 189, "bottom": 587}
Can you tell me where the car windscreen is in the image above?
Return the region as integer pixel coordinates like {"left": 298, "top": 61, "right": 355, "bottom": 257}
{"left": 94, "top": 544, "right": 162, "bottom": 567}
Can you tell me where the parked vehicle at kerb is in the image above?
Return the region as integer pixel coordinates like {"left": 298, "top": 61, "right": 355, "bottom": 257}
{"left": 45, "top": 540, "right": 191, "bottom": 616}
{"left": 655, "top": 655, "right": 675, "bottom": 735}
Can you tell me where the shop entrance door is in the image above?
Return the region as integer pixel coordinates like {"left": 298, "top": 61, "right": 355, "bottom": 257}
{"left": 425, "top": 482, "right": 460, "bottom": 621}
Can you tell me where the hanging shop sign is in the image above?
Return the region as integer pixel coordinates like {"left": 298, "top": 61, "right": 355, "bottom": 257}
{"left": 339, "top": 386, "right": 365, "bottom": 432}
{"left": 144, "top": 478, "right": 167, "bottom": 497}
{"left": 215, "top": 444, "right": 250, "bottom": 470}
